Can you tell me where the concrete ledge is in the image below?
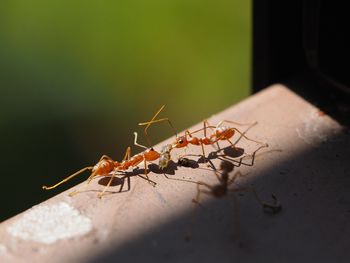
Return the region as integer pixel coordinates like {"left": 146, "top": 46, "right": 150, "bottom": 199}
{"left": 1, "top": 84, "right": 349, "bottom": 263}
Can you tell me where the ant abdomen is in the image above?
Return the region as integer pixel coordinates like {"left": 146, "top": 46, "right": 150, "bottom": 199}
{"left": 92, "top": 159, "right": 115, "bottom": 174}
{"left": 144, "top": 149, "right": 160, "bottom": 161}
{"left": 215, "top": 126, "right": 235, "bottom": 140}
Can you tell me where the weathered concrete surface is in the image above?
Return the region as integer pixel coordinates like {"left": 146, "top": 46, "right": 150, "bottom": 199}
{"left": 0, "top": 84, "right": 349, "bottom": 263}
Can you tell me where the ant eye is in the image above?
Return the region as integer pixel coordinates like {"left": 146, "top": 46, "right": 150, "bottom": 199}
{"left": 178, "top": 139, "right": 183, "bottom": 144}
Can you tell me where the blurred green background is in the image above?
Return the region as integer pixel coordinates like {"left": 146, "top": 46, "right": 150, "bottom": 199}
{"left": 0, "top": 0, "right": 251, "bottom": 222}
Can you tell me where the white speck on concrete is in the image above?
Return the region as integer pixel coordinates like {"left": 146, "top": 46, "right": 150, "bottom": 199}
{"left": 7, "top": 202, "right": 92, "bottom": 244}
{"left": 0, "top": 244, "right": 7, "bottom": 254}
{"left": 296, "top": 109, "right": 342, "bottom": 145}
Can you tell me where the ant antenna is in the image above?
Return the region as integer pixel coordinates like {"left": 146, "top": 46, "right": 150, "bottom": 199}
{"left": 133, "top": 132, "right": 148, "bottom": 149}
{"left": 138, "top": 105, "right": 178, "bottom": 146}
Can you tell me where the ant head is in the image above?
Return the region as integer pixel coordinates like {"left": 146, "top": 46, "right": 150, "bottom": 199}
{"left": 175, "top": 136, "right": 188, "bottom": 148}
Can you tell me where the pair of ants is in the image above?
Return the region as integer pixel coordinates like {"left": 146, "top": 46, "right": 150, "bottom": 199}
{"left": 42, "top": 105, "right": 281, "bottom": 213}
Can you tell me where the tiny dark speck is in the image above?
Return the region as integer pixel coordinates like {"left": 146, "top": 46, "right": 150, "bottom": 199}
{"left": 293, "top": 192, "right": 297, "bottom": 197}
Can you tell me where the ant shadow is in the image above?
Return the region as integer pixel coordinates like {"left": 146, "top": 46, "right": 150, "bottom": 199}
{"left": 180, "top": 145, "right": 261, "bottom": 168}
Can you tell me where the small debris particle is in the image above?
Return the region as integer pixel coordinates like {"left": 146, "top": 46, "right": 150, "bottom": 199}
{"left": 7, "top": 202, "right": 92, "bottom": 244}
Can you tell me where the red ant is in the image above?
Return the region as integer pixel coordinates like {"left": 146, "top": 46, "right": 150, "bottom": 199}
{"left": 138, "top": 105, "right": 268, "bottom": 168}
{"left": 42, "top": 106, "right": 169, "bottom": 198}
{"left": 42, "top": 132, "right": 160, "bottom": 198}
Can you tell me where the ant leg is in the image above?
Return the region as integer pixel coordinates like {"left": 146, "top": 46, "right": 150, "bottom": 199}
{"left": 227, "top": 171, "right": 243, "bottom": 185}
{"left": 217, "top": 119, "right": 257, "bottom": 127}
{"left": 139, "top": 118, "right": 177, "bottom": 147}
{"left": 202, "top": 120, "right": 222, "bottom": 153}
{"left": 240, "top": 143, "right": 268, "bottom": 166}
{"left": 203, "top": 120, "right": 217, "bottom": 137}
{"left": 200, "top": 143, "right": 207, "bottom": 161}
{"left": 138, "top": 105, "right": 177, "bottom": 146}
{"left": 68, "top": 172, "right": 99, "bottom": 196}
{"left": 233, "top": 128, "right": 268, "bottom": 147}
{"left": 122, "top": 147, "right": 131, "bottom": 161}
{"left": 125, "top": 137, "right": 156, "bottom": 187}
{"left": 230, "top": 187, "right": 281, "bottom": 214}
{"left": 203, "top": 120, "right": 208, "bottom": 137}
{"left": 97, "top": 172, "right": 118, "bottom": 198}
{"left": 98, "top": 155, "right": 113, "bottom": 161}
{"left": 162, "top": 173, "right": 200, "bottom": 184}
{"left": 142, "top": 159, "right": 156, "bottom": 187}
{"left": 42, "top": 166, "right": 94, "bottom": 190}
{"left": 201, "top": 120, "right": 223, "bottom": 157}
{"left": 187, "top": 125, "right": 216, "bottom": 136}
{"left": 201, "top": 120, "right": 220, "bottom": 159}
{"left": 220, "top": 142, "right": 268, "bottom": 167}
{"left": 192, "top": 182, "right": 212, "bottom": 205}
{"left": 126, "top": 174, "right": 131, "bottom": 191}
